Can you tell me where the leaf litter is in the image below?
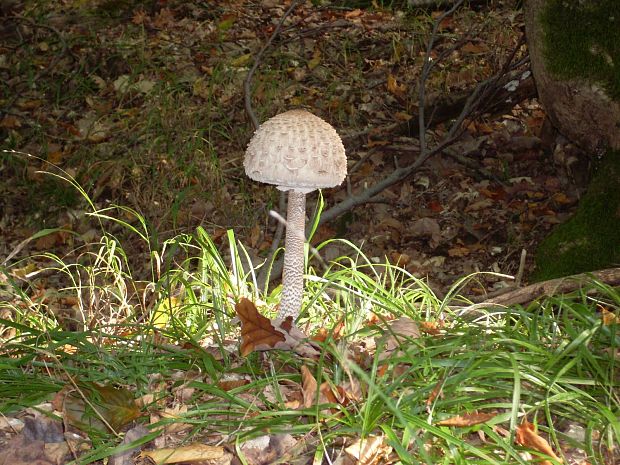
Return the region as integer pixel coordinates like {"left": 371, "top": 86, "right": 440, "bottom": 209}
{"left": 0, "top": 0, "right": 613, "bottom": 464}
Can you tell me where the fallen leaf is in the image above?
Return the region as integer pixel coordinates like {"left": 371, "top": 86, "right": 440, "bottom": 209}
{"left": 131, "top": 9, "right": 149, "bottom": 25}
{"left": 235, "top": 298, "right": 286, "bottom": 356}
{"left": 140, "top": 444, "right": 225, "bottom": 464}
{"left": 152, "top": 7, "right": 175, "bottom": 29}
{"left": 308, "top": 47, "right": 322, "bottom": 70}
{"left": 516, "top": 420, "right": 562, "bottom": 465}
{"left": 448, "top": 246, "right": 471, "bottom": 257}
{"left": 410, "top": 218, "right": 441, "bottom": 248}
{"left": 47, "top": 149, "right": 66, "bottom": 165}
{"left": 344, "top": 8, "right": 363, "bottom": 18}
{"left": 301, "top": 365, "right": 318, "bottom": 408}
{"left": 0, "top": 115, "right": 21, "bottom": 129}
{"left": 387, "top": 73, "right": 406, "bottom": 97}
{"left": 108, "top": 425, "right": 150, "bottom": 465}
{"left": 53, "top": 382, "right": 141, "bottom": 433}
{"left": 312, "top": 319, "right": 344, "bottom": 343}
{"left": 601, "top": 307, "right": 620, "bottom": 326}
{"left": 345, "top": 435, "right": 392, "bottom": 465}
{"left": 436, "top": 412, "right": 496, "bottom": 427}
{"left": 461, "top": 41, "right": 488, "bottom": 54}
{"left": 239, "top": 434, "right": 296, "bottom": 465}
{"left": 235, "top": 298, "right": 320, "bottom": 357}
{"left": 231, "top": 53, "right": 252, "bottom": 67}
{"left": 419, "top": 320, "right": 443, "bottom": 335}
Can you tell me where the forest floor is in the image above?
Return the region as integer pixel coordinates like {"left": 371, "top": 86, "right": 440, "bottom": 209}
{"left": 2, "top": 3, "right": 618, "bottom": 465}
{"left": 0, "top": 0, "right": 586, "bottom": 296}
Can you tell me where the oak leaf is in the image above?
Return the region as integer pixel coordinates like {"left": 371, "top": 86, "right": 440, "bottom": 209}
{"left": 387, "top": 74, "right": 406, "bottom": 97}
{"left": 235, "top": 298, "right": 320, "bottom": 357}
{"left": 236, "top": 298, "right": 286, "bottom": 356}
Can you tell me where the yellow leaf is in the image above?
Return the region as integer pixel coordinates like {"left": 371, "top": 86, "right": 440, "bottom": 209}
{"left": 231, "top": 53, "right": 252, "bottom": 67}
{"left": 152, "top": 295, "right": 179, "bottom": 328}
{"left": 140, "top": 444, "right": 224, "bottom": 463}
{"left": 308, "top": 48, "right": 322, "bottom": 70}
{"left": 387, "top": 73, "right": 406, "bottom": 97}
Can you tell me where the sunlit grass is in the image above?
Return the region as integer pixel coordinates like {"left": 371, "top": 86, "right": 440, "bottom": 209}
{"left": 0, "top": 174, "right": 618, "bottom": 464}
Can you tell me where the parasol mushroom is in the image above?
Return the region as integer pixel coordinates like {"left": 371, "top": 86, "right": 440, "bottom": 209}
{"left": 244, "top": 109, "right": 347, "bottom": 319}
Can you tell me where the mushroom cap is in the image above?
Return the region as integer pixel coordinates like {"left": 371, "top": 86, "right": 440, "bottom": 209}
{"left": 244, "top": 109, "right": 347, "bottom": 192}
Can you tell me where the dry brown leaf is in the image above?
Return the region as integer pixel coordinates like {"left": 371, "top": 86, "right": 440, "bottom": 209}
{"left": 344, "top": 8, "right": 363, "bottom": 18}
{"left": 301, "top": 365, "right": 318, "bottom": 408}
{"left": 436, "top": 412, "right": 496, "bottom": 427}
{"left": 426, "top": 375, "right": 445, "bottom": 412}
{"left": 235, "top": 298, "right": 320, "bottom": 357}
{"left": 239, "top": 434, "right": 296, "bottom": 465}
{"left": 377, "top": 316, "right": 420, "bottom": 361}
{"left": 387, "top": 73, "right": 406, "bottom": 97}
{"left": 516, "top": 420, "right": 562, "bottom": 465}
{"left": 319, "top": 382, "right": 340, "bottom": 405}
{"left": 345, "top": 435, "right": 392, "bottom": 465}
{"left": 140, "top": 444, "right": 225, "bottom": 464}
{"left": 461, "top": 41, "right": 488, "bottom": 54}
{"left": 419, "top": 320, "right": 443, "bottom": 335}
{"left": 312, "top": 319, "right": 344, "bottom": 343}
{"left": 601, "top": 307, "right": 620, "bottom": 326}
{"left": 0, "top": 115, "right": 21, "bottom": 129}
{"left": 236, "top": 298, "right": 286, "bottom": 356}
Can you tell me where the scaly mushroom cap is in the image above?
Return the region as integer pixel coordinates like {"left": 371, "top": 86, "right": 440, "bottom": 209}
{"left": 244, "top": 109, "right": 347, "bottom": 192}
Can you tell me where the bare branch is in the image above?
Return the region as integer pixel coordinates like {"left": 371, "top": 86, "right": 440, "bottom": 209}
{"left": 320, "top": 13, "right": 526, "bottom": 226}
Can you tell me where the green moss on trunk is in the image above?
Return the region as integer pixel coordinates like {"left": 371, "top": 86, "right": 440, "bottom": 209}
{"left": 540, "top": 0, "right": 620, "bottom": 100}
{"left": 532, "top": 152, "right": 620, "bottom": 281}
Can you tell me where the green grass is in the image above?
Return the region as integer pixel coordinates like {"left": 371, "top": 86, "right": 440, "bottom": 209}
{"left": 0, "top": 172, "right": 618, "bottom": 464}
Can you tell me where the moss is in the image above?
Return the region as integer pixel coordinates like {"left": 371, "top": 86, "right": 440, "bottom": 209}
{"left": 540, "top": 0, "right": 620, "bottom": 100}
{"left": 532, "top": 152, "right": 620, "bottom": 281}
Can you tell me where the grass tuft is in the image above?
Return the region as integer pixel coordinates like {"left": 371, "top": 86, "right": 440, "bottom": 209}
{"left": 0, "top": 174, "right": 618, "bottom": 464}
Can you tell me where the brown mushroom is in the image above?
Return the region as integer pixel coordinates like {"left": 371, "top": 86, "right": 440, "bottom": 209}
{"left": 244, "top": 109, "right": 347, "bottom": 319}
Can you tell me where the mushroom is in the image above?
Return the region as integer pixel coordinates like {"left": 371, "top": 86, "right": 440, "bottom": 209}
{"left": 244, "top": 109, "right": 347, "bottom": 319}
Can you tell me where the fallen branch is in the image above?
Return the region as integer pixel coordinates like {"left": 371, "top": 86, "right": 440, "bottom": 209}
{"left": 468, "top": 267, "right": 620, "bottom": 309}
{"left": 319, "top": 49, "right": 527, "bottom": 225}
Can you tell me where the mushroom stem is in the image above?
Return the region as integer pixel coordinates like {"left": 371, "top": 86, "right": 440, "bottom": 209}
{"left": 279, "top": 190, "right": 306, "bottom": 319}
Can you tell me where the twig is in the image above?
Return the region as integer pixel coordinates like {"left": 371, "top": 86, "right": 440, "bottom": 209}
{"left": 243, "top": 0, "right": 304, "bottom": 130}
{"left": 442, "top": 144, "right": 506, "bottom": 184}
{"left": 319, "top": 33, "right": 526, "bottom": 225}
{"left": 464, "top": 267, "right": 620, "bottom": 309}
{"left": 515, "top": 249, "right": 527, "bottom": 287}
{"left": 418, "top": 0, "right": 465, "bottom": 153}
